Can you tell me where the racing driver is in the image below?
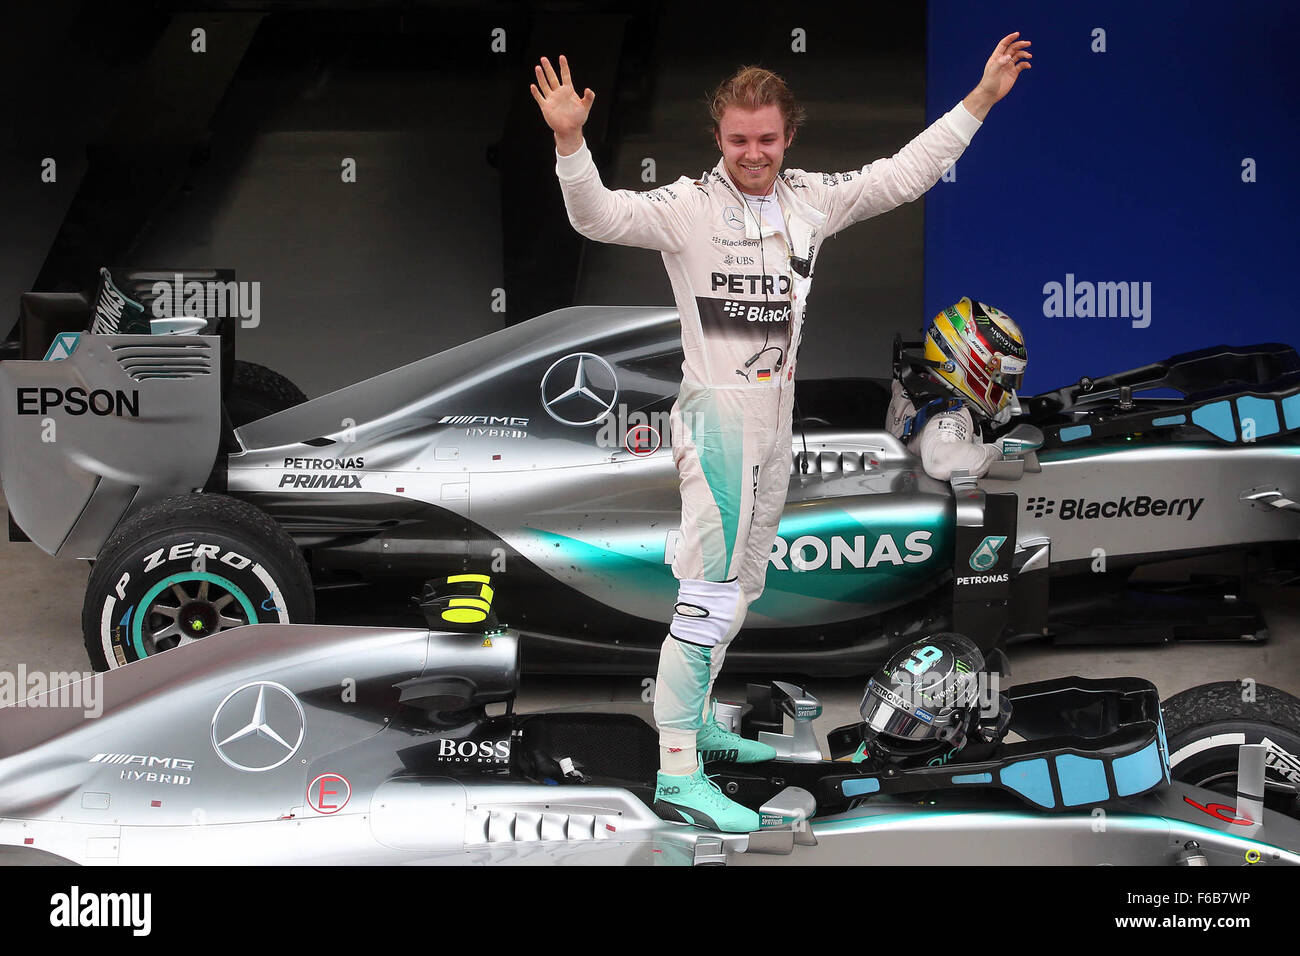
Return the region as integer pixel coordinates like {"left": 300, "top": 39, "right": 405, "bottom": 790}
{"left": 886, "top": 298, "right": 1035, "bottom": 481}
{"left": 532, "top": 35, "right": 1032, "bottom": 832}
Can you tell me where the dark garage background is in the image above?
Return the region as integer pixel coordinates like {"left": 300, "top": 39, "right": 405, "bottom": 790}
{"left": 2, "top": 0, "right": 934, "bottom": 399}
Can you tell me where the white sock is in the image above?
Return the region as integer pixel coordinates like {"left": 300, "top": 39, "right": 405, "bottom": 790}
{"left": 660, "top": 746, "right": 698, "bottom": 776}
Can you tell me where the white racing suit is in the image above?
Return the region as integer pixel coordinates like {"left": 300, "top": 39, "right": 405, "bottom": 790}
{"left": 555, "top": 102, "right": 983, "bottom": 756}
{"left": 885, "top": 378, "right": 1001, "bottom": 480}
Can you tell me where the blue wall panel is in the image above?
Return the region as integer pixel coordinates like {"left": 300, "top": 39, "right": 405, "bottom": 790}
{"left": 924, "top": 1, "right": 1299, "bottom": 393}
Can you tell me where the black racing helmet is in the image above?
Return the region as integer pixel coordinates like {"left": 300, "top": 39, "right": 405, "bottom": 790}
{"left": 860, "top": 633, "right": 986, "bottom": 766}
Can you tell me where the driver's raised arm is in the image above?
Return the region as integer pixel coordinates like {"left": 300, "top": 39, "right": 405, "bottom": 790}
{"left": 532, "top": 55, "right": 703, "bottom": 254}
{"left": 807, "top": 102, "right": 981, "bottom": 238}
{"left": 808, "top": 32, "right": 1031, "bottom": 237}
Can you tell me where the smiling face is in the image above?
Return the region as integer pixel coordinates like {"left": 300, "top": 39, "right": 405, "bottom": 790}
{"left": 715, "top": 104, "right": 793, "bottom": 197}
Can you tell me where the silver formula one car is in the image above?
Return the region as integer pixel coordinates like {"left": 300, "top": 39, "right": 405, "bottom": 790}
{"left": 3, "top": 269, "right": 1300, "bottom": 676}
{"left": 1, "top": 591, "right": 1297, "bottom": 867}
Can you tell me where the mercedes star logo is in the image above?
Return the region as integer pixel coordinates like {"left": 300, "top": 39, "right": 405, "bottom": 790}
{"left": 723, "top": 206, "right": 745, "bottom": 230}
{"left": 540, "top": 352, "right": 619, "bottom": 426}
{"left": 211, "top": 681, "right": 306, "bottom": 772}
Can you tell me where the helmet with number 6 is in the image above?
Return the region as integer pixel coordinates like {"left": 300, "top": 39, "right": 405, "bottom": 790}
{"left": 922, "top": 298, "right": 1027, "bottom": 419}
{"left": 859, "top": 633, "right": 986, "bottom": 766}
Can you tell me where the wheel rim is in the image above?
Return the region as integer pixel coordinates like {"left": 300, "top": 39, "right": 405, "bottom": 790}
{"left": 133, "top": 572, "right": 260, "bottom": 658}
{"left": 1185, "top": 764, "right": 1299, "bottom": 814}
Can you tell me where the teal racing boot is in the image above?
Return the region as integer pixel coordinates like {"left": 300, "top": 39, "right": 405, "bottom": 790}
{"left": 696, "top": 702, "right": 777, "bottom": 764}
{"left": 653, "top": 765, "right": 761, "bottom": 832}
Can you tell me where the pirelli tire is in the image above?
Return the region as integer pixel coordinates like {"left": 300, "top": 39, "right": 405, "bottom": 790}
{"left": 227, "top": 360, "right": 307, "bottom": 427}
{"left": 82, "top": 493, "right": 314, "bottom": 671}
{"left": 1164, "top": 681, "right": 1300, "bottom": 819}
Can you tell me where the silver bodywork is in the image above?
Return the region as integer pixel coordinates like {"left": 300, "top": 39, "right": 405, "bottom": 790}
{"left": 3, "top": 307, "right": 1299, "bottom": 669}
{"left": 0, "top": 334, "right": 220, "bottom": 557}
{"left": 1, "top": 621, "right": 1297, "bottom": 866}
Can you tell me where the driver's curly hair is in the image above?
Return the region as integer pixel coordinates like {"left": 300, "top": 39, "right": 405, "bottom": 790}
{"left": 707, "top": 66, "right": 806, "bottom": 142}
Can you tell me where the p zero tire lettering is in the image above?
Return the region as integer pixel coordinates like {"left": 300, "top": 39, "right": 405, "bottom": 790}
{"left": 83, "top": 495, "right": 314, "bottom": 671}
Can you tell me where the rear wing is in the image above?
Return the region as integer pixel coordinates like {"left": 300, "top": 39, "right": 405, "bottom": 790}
{"left": 0, "top": 332, "right": 221, "bottom": 558}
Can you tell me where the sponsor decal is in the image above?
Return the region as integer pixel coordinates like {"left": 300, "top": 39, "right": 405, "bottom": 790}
{"left": 89, "top": 753, "right": 194, "bottom": 769}
{"left": 724, "top": 301, "right": 789, "bottom": 323}
{"left": 15, "top": 386, "right": 140, "bottom": 417}
{"left": 968, "top": 535, "right": 1007, "bottom": 571}
{"left": 870, "top": 681, "right": 913, "bottom": 712}
{"left": 282, "top": 456, "right": 365, "bottom": 470}
{"left": 42, "top": 332, "right": 81, "bottom": 361}
{"left": 934, "top": 416, "right": 970, "bottom": 442}
{"left": 722, "top": 206, "right": 745, "bottom": 230}
{"left": 139, "top": 543, "right": 254, "bottom": 575}
{"left": 701, "top": 748, "right": 740, "bottom": 762}
{"left": 278, "top": 473, "right": 362, "bottom": 489}
{"left": 768, "top": 531, "right": 934, "bottom": 572}
{"left": 540, "top": 353, "right": 619, "bottom": 427}
{"left": 435, "top": 737, "right": 511, "bottom": 764}
{"left": 1024, "top": 496, "right": 1055, "bottom": 518}
{"left": 1182, "top": 795, "right": 1254, "bottom": 826}
{"left": 1262, "top": 737, "right": 1300, "bottom": 784}
{"left": 116, "top": 770, "right": 191, "bottom": 786}
{"left": 307, "top": 772, "right": 351, "bottom": 814}
{"left": 710, "top": 235, "right": 761, "bottom": 248}
{"left": 625, "top": 424, "right": 661, "bottom": 456}
{"left": 697, "top": 295, "right": 791, "bottom": 340}
{"left": 90, "top": 753, "right": 195, "bottom": 786}
{"left": 709, "top": 273, "right": 792, "bottom": 296}
{"left": 956, "top": 572, "right": 1010, "bottom": 586}
{"left": 210, "top": 681, "right": 306, "bottom": 773}
{"left": 92, "top": 271, "right": 148, "bottom": 334}
{"left": 914, "top": 708, "right": 934, "bottom": 724}
{"left": 1026, "top": 495, "right": 1204, "bottom": 521}
{"left": 438, "top": 415, "right": 529, "bottom": 439}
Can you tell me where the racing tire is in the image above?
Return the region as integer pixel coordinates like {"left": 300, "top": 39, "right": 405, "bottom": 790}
{"left": 1164, "top": 681, "right": 1300, "bottom": 819}
{"left": 82, "top": 493, "right": 314, "bottom": 671}
{"left": 227, "top": 360, "right": 307, "bottom": 427}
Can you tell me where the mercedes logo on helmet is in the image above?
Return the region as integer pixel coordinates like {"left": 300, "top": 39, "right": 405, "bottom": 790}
{"left": 540, "top": 352, "right": 619, "bottom": 427}
{"left": 211, "top": 681, "right": 306, "bottom": 773}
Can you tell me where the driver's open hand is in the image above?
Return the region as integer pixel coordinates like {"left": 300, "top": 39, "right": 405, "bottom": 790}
{"left": 530, "top": 55, "right": 595, "bottom": 136}
{"left": 976, "top": 32, "right": 1032, "bottom": 103}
